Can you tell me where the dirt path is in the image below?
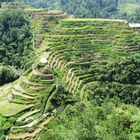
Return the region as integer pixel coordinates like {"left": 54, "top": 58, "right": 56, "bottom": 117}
{"left": 17, "top": 110, "right": 40, "bottom": 122}
{"left": 11, "top": 113, "right": 49, "bottom": 129}
{"left": 7, "top": 117, "right": 53, "bottom": 140}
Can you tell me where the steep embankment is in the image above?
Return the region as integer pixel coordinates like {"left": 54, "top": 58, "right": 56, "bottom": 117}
{"left": 0, "top": 9, "right": 68, "bottom": 140}
{"left": 38, "top": 18, "right": 140, "bottom": 139}
{"left": 0, "top": 5, "right": 140, "bottom": 140}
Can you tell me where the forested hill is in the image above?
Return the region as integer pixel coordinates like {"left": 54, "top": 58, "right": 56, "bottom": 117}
{"left": 23, "top": 0, "right": 140, "bottom": 22}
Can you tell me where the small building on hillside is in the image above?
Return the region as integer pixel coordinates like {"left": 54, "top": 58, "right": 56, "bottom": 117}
{"left": 129, "top": 23, "right": 140, "bottom": 28}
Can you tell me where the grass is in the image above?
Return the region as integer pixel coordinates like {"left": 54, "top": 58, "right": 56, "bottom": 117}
{"left": 0, "top": 100, "right": 33, "bottom": 117}
{"left": 0, "top": 86, "right": 32, "bottom": 116}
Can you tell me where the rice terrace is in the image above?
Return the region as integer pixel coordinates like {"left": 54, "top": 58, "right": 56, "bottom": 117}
{"left": 0, "top": 0, "right": 140, "bottom": 140}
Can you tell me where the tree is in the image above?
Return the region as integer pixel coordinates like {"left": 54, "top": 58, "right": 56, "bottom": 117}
{"left": 0, "top": 11, "right": 33, "bottom": 68}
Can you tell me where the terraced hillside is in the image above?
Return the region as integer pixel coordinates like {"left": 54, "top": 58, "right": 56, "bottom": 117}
{"left": 7, "top": 54, "right": 57, "bottom": 139}
{"left": 0, "top": 8, "right": 68, "bottom": 140}
{"left": 0, "top": 5, "right": 140, "bottom": 140}
{"left": 44, "top": 18, "right": 140, "bottom": 96}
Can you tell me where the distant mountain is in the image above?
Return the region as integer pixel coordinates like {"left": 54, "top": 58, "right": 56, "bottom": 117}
{"left": 23, "top": 0, "right": 118, "bottom": 18}
{"left": 22, "top": 0, "right": 140, "bottom": 22}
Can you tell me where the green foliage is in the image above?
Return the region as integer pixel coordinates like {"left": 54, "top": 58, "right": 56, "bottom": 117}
{"left": 23, "top": 0, "right": 118, "bottom": 18}
{"left": 84, "top": 55, "right": 140, "bottom": 106}
{"left": 0, "top": 65, "right": 19, "bottom": 85}
{"left": 88, "top": 82, "right": 140, "bottom": 106}
{"left": 40, "top": 100, "right": 140, "bottom": 140}
{"left": 50, "top": 85, "right": 68, "bottom": 107}
{"left": 0, "top": 10, "right": 33, "bottom": 68}
{"left": 129, "top": 9, "right": 140, "bottom": 22}
{"left": 0, "top": 10, "right": 36, "bottom": 85}
{"left": 0, "top": 2, "right": 139, "bottom": 139}
{"left": 100, "top": 55, "right": 140, "bottom": 84}
{"left": 36, "top": 16, "right": 140, "bottom": 140}
{"left": 23, "top": 0, "right": 140, "bottom": 22}
{"left": 0, "top": 115, "right": 15, "bottom": 140}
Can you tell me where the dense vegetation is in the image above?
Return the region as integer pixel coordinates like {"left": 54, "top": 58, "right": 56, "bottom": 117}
{"left": 40, "top": 100, "right": 140, "bottom": 140}
{"left": 39, "top": 56, "right": 140, "bottom": 140}
{"left": 23, "top": 0, "right": 140, "bottom": 22}
{"left": 83, "top": 55, "right": 140, "bottom": 106}
{"left": 0, "top": 8, "right": 35, "bottom": 139}
{"left": 0, "top": 66, "right": 19, "bottom": 85}
{"left": 129, "top": 9, "right": 140, "bottom": 22}
{"left": 37, "top": 17, "right": 140, "bottom": 140}
{"left": 0, "top": 11, "right": 33, "bottom": 68}
{"left": 0, "top": 115, "right": 15, "bottom": 140}
{"left": 0, "top": 1, "right": 140, "bottom": 140}
{"left": 0, "top": 10, "right": 35, "bottom": 85}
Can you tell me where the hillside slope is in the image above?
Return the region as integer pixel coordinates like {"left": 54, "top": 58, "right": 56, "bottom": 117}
{"left": 23, "top": 0, "right": 140, "bottom": 22}
{"left": 38, "top": 18, "right": 140, "bottom": 139}
{"left": 0, "top": 2, "right": 140, "bottom": 140}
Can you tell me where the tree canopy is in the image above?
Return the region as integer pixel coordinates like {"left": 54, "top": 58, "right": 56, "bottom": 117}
{"left": 23, "top": 0, "right": 140, "bottom": 22}
{"left": 0, "top": 11, "right": 33, "bottom": 68}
